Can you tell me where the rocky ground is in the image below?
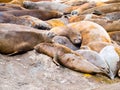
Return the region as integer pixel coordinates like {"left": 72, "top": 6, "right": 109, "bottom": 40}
{"left": 0, "top": 50, "right": 120, "bottom": 90}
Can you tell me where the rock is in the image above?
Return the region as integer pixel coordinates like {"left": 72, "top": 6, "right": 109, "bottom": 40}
{"left": 0, "top": 50, "right": 101, "bottom": 90}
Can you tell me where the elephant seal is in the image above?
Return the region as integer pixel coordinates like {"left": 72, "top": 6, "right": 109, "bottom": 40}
{"left": 81, "top": 3, "right": 120, "bottom": 15}
{"left": 46, "top": 15, "right": 69, "bottom": 28}
{"left": 87, "top": 41, "right": 110, "bottom": 52}
{"left": 0, "top": 3, "right": 26, "bottom": 10}
{"left": 71, "top": 2, "right": 96, "bottom": 15}
{"left": 59, "top": 53, "right": 102, "bottom": 74}
{"left": 16, "top": 15, "right": 51, "bottom": 30}
{"left": 105, "top": 0, "right": 120, "bottom": 4}
{"left": 105, "top": 12, "right": 120, "bottom": 21}
{"left": 109, "top": 31, "right": 120, "bottom": 45}
{"left": 0, "top": 12, "right": 51, "bottom": 29}
{"left": 0, "top": 4, "right": 25, "bottom": 11}
{"left": 0, "top": 23, "right": 55, "bottom": 55}
{"left": 67, "top": 21, "right": 111, "bottom": 46}
{"left": 99, "top": 45, "right": 120, "bottom": 79}
{"left": 4, "top": 9, "right": 63, "bottom": 20}
{"left": 0, "top": 0, "right": 11, "bottom": 3}
{"left": 23, "top": 1, "right": 70, "bottom": 13}
{"left": 34, "top": 43, "right": 103, "bottom": 74}
{"left": 88, "top": 19, "right": 120, "bottom": 32}
{"left": 52, "top": 36, "right": 80, "bottom": 50}
{"left": 76, "top": 49, "right": 109, "bottom": 75}
{"left": 50, "top": 26, "right": 82, "bottom": 45}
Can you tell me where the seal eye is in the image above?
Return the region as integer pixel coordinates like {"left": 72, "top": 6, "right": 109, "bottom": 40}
{"left": 71, "top": 10, "right": 79, "bottom": 16}
{"left": 47, "top": 32, "right": 56, "bottom": 38}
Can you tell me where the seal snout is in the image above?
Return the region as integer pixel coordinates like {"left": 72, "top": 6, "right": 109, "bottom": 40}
{"left": 47, "top": 32, "right": 56, "bottom": 38}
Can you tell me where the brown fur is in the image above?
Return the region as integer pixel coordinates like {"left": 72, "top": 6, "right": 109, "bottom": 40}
{"left": 0, "top": 12, "right": 51, "bottom": 29}
{"left": 4, "top": 9, "right": 62, "bottom": 20}
{"left": 0, "top": 23, "right": 55, "bottom": 55}
{"left": 64, "top": 6, "right": 80, "bottom": 14}
{"left": 1, "top": 0, "right": 47, "bottom": 6}
{"left": 34, "top": 43, "right": 102, "bottom": 74}
{"left": 0, "top": 4, "right": 25, "bottom": 11}
{"left": 46, "top": 15, "right": 69, "bottom": 28}
{"left": 89, "top": 19, "right": 120, "bottom": 32}
{"left": 50, "top": 26, "right": 82, "bottom": 45}
{"left": 61, "top": 0, "right": 87, "bottom": 6}
{"left": 23, "top": 1, "right": 69, "bottom": 13}
{"left": 109, "top": 31, "right": 120, "bottom": 45}
{"left": 68, "top": 14, "right": 101, "bottom": 23}
{"left": 105, "top": 0, "right": 120, "bottom": 4}
{"left": 81, "top": 3, "right": 120, "bottom": 15}
{"left": 71, "top": 2, "right": 96, "bottom": 15}
{"left": 87, "top": 41, "right": 111, "bottom": 52}
{"left": 67, "top": 21, "right": 111, "bottom": 46}
{"left": 0, "top": 0, "right": 11, "bottom": 3}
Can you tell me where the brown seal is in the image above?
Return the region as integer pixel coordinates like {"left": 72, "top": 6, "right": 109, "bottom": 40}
{"left": 109, "top": 31, "right": 120, "bottom": 45}
{"left": 4, "top": 9, "right": 63, "bottom": 20}
{"left": 46, "top": 15, "right": 69, "bottom": 28}
{"left": 71, "top": 2, "right": 96, "bottom": 15}
{"left": 105, "top": 0, "right": 120, "bottom": 4}
{"left": 81, "top": 3, "right": 120, "bottom": 15}
{"left": 0, "top": 0, "right": 11, "bottom": 3}
{"left": 87, "top": 41, "right": 110, "bottom": 52}
{"left": 0, "top": 23, "right": 55, "bottom": 55}
{"left": 23, "top": 1, "right": 69, "bottom": 13}
{"left": 67, "top": 21, "right": 111, "bottom": 46}
{"left": 34, "top": 43, "right": 103, "bottom": 74}
{"left": 76, "top": 49, "right": 109, "bottom": 74}
{"left": 88, "top": 19, "right": 120, "bottom": 32}
{"left": 0, "top": 12, "right": 51, "bottom": 29}
{"left": 52, "top": 36, "right": 79, "bottom": 50}
{"left": 0, "top": 4, "right": 25, "bottom": 11}
{"left": 50, "top": 26, "right": 82, "bottom": 45}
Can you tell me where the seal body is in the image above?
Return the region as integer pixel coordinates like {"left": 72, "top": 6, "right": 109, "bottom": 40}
{"left": 0, "top": 23, "right": 55, "bottom": 55}
{"left": 67, "top": 21, "right": 111, "bottom": 46}
{"left": 0, "top": 12, "right": 51, "bottom": 29}
{"left": 50, "top": 26, "right": 82, "bottom": 45}
{"left": 81, "top": 3, "right": 120, "bottom": 15}
{"left": 34, "top": 43, "right": 103, "bottom": 74}
{"left": 23, "top": 1, "right": 69, "bottom": 13}
{"left": 4, "top": 9, "right": 63, "bottom": 20}
{"left": 76, "top": 49, "right": 109, "bottom": 74}
{"left": 52, "top": 36, "right": 79, "bottom": 50}
{"left": 109, "top": 31, "right": 120, "bottom": 45}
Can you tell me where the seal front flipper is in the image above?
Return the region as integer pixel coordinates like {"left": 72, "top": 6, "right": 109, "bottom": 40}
{"left": 52, "top": 52, "right": 60, "bottom": 66}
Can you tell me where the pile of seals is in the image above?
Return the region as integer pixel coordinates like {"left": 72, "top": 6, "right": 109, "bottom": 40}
{"left": 0, "top": 0, "right": 120, "bottom": 79}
